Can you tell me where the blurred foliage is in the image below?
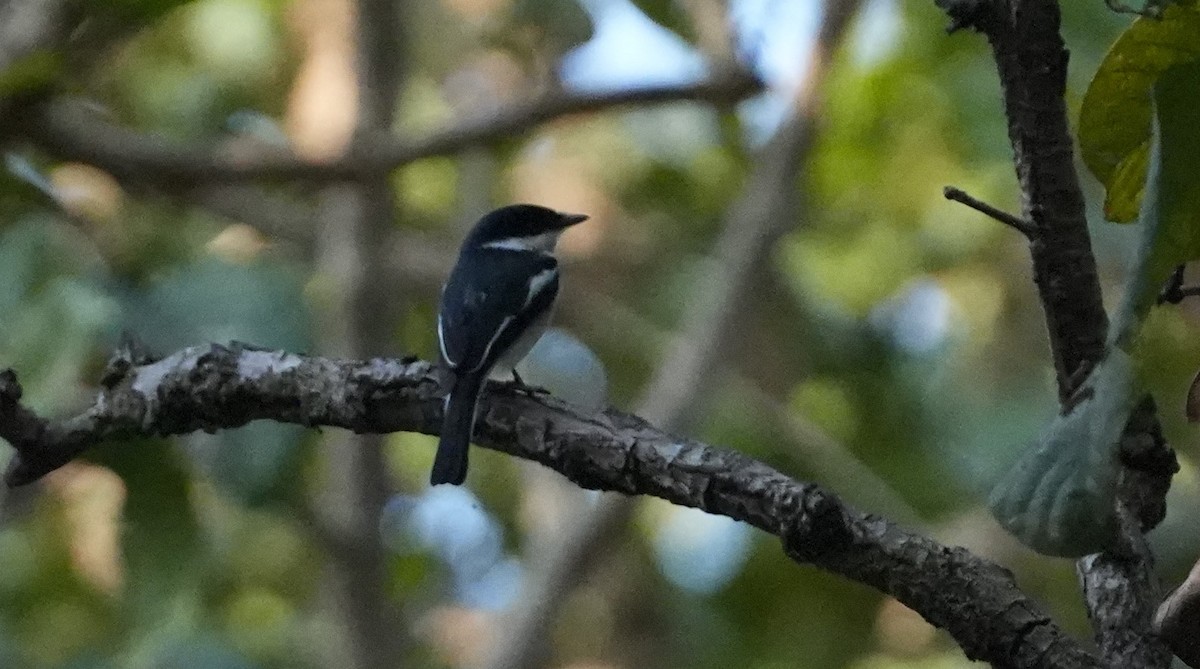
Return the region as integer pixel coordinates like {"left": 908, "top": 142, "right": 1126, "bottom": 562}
{"left": 0, "top": 0, "right": 1197, "bottom": 668}
{"left": 0, "top": 51, "right": 63, "bottom": 95}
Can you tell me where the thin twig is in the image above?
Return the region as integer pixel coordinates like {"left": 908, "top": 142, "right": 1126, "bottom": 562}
{"left": 16, "top": 72, "right": 764, "bottom": 187}
{"left": 943, "top": 185, "right": 1036, "bottom": 238}
{"left": 1173, "top": 287, "right": 1200, "bottom": 302}
{"left": 946, "top": 0, "right": 1108, "bottom": 400}
{"left": 1155, "top": 265, "right": 1200, "bottom": 305}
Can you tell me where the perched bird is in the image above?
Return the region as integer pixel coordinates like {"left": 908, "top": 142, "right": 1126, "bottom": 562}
{"left": 433, "top": 204, "right": 588, "bottom": 485}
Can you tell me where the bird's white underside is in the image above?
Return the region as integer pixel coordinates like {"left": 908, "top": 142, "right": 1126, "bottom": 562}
{"left": 437, "top": 267, "right": 558, "bottom": 376}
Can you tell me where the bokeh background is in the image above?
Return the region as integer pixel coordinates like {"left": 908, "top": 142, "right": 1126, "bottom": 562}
{"left": 0, "top": 0, "right": 1198, "bottom": 668}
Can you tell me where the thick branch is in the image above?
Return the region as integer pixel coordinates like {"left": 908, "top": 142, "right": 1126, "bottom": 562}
{"left": 14, "top": 72, "right": 763, "bottom": 187}
{"left": 0, "top": 343, "right": 1097, "bottom": 669}
{"left": 1078, "top": 398, "right": 1176, "bottom": 668}
{"left": 939, "top": 0, "right": 1106, "bottom": 399}
{"left": 937, "top": 0, "right": 1172, "bottom": 663}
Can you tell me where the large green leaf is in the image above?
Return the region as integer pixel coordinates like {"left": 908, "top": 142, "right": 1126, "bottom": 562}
{"left": 989, "top": 59, "right": 1200, "bottom": 557}
{"left": 1111, "top": 58, "right": 1200, "bottom": 342}
{"left": 1079, "top": 2, "right": 1200, "bottom": 221}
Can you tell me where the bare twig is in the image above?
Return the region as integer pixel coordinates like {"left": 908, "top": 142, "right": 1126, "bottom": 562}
{"left": 0, "top": 345, "right": 1099, "bottom": 668}
{"left": 943, "top": 185, "right": 1036, "bottom": 238}
{"left": 1154, "top": 265, "right": 1200, "bottom": 305}
{"left": 15, "top": 72, "right": 763, "bottom": 187}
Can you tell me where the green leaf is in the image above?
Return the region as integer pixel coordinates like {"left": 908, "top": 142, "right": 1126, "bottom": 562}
{"left": 989, "top": 59, "right": 1200, "bottom": 557}
{"left": 1079, "top": 2, "right": 1200, "bottom": 221}
{"left": 1102, "top": 140, "right": 1149, "bottom": 222}
{"left": 1111, "top": 58, "right": 1200, "bottom": 343}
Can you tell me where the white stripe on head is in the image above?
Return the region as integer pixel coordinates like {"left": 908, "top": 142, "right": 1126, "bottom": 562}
{"left": 481, "top": 230, "right": 562, "bottom": 253}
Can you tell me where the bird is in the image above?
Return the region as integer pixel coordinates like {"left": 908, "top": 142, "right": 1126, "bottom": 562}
{"left": 432, "top": 204, "right": 588, "bottom": 485}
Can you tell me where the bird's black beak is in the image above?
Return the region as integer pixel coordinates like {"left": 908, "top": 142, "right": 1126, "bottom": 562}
{"left": 558, "top": 212, "right": 589, "bottom": 227}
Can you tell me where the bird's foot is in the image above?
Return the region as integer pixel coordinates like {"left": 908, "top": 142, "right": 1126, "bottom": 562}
{"left": 496, "top": 370, "right": 549, "bottom": 397}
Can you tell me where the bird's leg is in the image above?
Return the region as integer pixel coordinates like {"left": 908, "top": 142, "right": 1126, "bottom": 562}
{"left": 496, "top": 369, "right": 549, "bottom": 397}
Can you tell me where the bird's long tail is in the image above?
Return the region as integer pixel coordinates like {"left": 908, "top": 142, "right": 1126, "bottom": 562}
{"left": 431, "top": 372, "right": 485, "bottom": 485}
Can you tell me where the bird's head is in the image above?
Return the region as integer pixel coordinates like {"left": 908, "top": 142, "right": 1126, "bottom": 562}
{"left": 466, "top": 204, "right": 589, "bottom": 253}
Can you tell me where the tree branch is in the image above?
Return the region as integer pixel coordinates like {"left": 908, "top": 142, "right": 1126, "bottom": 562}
{"left": 14, "top": 71, "right": 763, "bottom": 187}
{"left": 939, "top": 0, "right": 1106, "bottom": 399}
{"left": 0, "top": 342, "right": 1099, "bottom": 669}
{"left": 937, "top": 0, "right": 1173, "bottom": 663}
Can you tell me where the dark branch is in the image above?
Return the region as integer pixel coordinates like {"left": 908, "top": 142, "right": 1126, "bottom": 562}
{"left": 1078, "top": 507, "right": 1173, "bottom": 669}
{"left": 1078, "top": 398, "right": 1175, "bottom": 667}
{"left": 943, "top": 185, "right": 1036, "bottom": 238}
{"left": 14, "top": 71, "right": 764, "bottom": 187}
{"left": 1158, "top": 265, "right": 1186, "bottom": 304}
{"left": 0, "top": 342, "right": 1100, "bottom": 668}
{"left": 1155, "top": 265, "right": 1200, "bottom": 305}
{"left": 973, "top": 0, "right": 1108, "bottom": 400}
{"left": 935, "top": 0, "right": 1001, "bottom": 34}
{"left": 938, "top": 0, "right": 1171, "bottom": 662}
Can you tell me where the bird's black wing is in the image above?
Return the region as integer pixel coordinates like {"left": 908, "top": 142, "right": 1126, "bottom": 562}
{"left": 437, "top": 249, "right": 559, "bottom": 374}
